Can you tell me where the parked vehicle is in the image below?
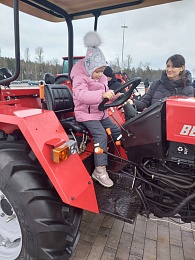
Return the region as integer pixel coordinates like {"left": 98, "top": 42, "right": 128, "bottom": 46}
{"left": 0, "top": 1, "right": 192, "bottom": 260}
{"left": 55, "top": 56, "right": 85, "bottom": 85}
{"left": 21, "top": 79, "right": 30, "bottom": 83}
{"left": 11, "top": 80, "right": 21, "bottom": 84}
{"left": 28, "top": 80, "right": 39, "bottom": 85}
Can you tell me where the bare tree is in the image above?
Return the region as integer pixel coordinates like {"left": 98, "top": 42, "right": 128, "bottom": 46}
{"left": 35, "top": 47, "right": 44, "bottom": 79}
{"left": 22, "top": 47, "right": 31, "bottom": 80}
{"left": 24, "top": 47, "right": 30, "bottom": 62}
{"left": 126, "top": 55, "right": 133, "bottom": 70}
{"left": 35, "top": 47, "right": 44, "bottom": 64}
{"left": 110, "top": 55, "right": 121, "bottom": 72}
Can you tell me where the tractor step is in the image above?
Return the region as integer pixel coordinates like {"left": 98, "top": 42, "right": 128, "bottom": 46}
{"left": 94, "top": 171, "right": 142, "bottom": 223}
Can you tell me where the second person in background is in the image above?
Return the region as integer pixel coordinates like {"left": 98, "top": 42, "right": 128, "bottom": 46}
{"left": 129, "top": 54, "right": 194, "bottom": 111}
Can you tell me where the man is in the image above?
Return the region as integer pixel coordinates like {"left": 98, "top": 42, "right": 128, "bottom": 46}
{"left": 144, "top": 78, "right": 150, "bottom": 93}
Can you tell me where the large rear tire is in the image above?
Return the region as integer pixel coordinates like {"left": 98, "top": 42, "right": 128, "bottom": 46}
{"left": 0, "top": 141, "right": 83, "bottom": 260}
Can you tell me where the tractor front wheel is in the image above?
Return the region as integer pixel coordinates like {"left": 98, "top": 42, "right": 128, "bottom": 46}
{"left": 0, "top": 141, "right": 83, "bottom": 260}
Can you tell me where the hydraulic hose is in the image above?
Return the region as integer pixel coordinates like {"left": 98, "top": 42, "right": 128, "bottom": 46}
{"left": 142, "top": 165, "right": 195, "bottom": 189}
{"left": 161, "top": 178, "right": 195, "bottom": 190}
{"left": 151, "top": 192, "right": 195, "bottom": 218}
{"left": 136, "top": 170, "right": 184, "bottom": 200}
{"left": 142, "top": 165, "right": 192, "bottom": 184}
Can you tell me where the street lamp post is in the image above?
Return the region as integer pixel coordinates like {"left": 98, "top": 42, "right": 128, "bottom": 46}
{"left": 121, "top": 23, "right": 128, "bottom": 71}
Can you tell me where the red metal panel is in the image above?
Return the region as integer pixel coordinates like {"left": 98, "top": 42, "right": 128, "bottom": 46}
{"left": 0, "top": 88, "right": 41, "bottom": 108}
{"left": 1, "top": 88, "right": 39, "bottom": 98}
{"left": 166, "top": 97, "right": 195, "bottom": 145}
{"left": 108, "top": 107, "right": 125, "bottom": 126}
{"left": 0, "top": 105, "right": 99, "bottom": 213}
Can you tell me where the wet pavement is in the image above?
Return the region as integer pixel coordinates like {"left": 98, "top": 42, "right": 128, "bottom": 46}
{"left": 70, "top": 211, "right": 195, "bottom": 260}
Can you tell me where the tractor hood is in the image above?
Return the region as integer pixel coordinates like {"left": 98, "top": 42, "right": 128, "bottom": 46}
{"left": 0, "top": 0, "right": 181, "bottom": 22}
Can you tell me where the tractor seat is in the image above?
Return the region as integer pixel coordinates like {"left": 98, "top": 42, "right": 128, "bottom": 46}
{"left": 44, "top": 84, "right": 87, "bottom": 133}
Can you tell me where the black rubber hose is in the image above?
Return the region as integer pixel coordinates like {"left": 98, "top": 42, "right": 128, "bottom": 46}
{"left": 142, "top": 165, "right": 192, "bottom": 184}
{"left": 136, "top": 186, "right": 149, "bottom": 218}
{"left": 144, "top": 159, "right": 193, "bottom": 180}
{"left": 142, "top": 165, "right": 195, "bottom": 189}
{"left": 151, "top": 192, "right": 195, "bottom": 218}
{"left": 161, "top": 162, "right": 193, "bottom": 177}
{"left": 136, "top": 170, "right": 184, "bottom": 200}
{"left": 160, "top": 178, "right": 195, "bottom": 190}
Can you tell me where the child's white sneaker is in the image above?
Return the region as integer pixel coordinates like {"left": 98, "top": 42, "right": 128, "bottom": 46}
{"left": 92, "top": 166, "right": 113, "bottom": 188}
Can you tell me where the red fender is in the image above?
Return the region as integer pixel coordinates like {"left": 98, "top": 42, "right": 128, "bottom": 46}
{"left": 0, "top": 104, "right": 99, "bottom": 213}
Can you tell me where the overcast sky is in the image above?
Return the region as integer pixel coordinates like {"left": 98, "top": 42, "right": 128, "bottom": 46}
{"left": 0, "top": 0, "right": 195, "bottom": 77}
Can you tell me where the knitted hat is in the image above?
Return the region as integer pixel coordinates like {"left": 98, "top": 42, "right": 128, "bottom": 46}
{"left": 103, "top": 66, "right": 113, "bottom": 78}
{"left": 83, "top": 31, "right": 107, "bottom": 77}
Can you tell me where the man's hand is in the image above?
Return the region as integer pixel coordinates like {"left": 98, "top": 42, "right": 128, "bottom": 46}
{"left": 123, "top": 99, "right": 134, "bottom": 106}
{"left": 128, "top": 99, "right": 134, "bottom": 105}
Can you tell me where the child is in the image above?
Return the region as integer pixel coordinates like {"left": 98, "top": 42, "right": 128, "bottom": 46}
{"left": 70, "top": 31, "right": 122, "bottom": 188}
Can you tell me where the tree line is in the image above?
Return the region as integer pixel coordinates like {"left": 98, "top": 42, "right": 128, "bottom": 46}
{"left": 0, "top": 47, "right": 163, "bottom": 83}
{"left": 109, "top": 54, "right": 163, "bottom": 83}
{"left": 0, "top": 47, "right": 62, "bottom": 81}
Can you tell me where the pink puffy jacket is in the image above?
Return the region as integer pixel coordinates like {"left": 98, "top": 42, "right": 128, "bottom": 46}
{"left": 70, "top": 58, "right": 109, "bottom": 122}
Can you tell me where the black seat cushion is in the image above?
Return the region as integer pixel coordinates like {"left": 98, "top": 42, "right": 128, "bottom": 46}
{"left": 44, "top": 84, "right": 74, "bottom": 114}
{"left": 44, "top": 84, "right": 87, "bottom": 133}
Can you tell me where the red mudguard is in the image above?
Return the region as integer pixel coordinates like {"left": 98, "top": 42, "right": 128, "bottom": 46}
{"left": 0, "top": 104, "right": 99, "bottom": 213}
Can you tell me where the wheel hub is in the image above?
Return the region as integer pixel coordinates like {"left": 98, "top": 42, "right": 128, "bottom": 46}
{"left": 0, "top": 190, "right": 22, "bottom": 259}
{"left": 1, "top": 198, "right": 13, "bottom": 216}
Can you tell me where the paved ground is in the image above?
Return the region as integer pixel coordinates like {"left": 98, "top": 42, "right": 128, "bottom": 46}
{"left": 70, "top": 211, "right": 195, "bottom": 260}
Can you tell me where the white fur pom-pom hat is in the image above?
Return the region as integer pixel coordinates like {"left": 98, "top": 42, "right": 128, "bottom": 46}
{"left": 83, "top": 31, "right": 107, "bottom": 77}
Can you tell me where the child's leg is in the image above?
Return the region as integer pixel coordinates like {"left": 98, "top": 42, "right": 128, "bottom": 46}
{"left": 82, "top": 120, "right": 113, "bottom": 187}
{"left": 82, "top": 120, "right": 108, "bottom": 166}
{"left": 100, "top": 117, "right": 122, "bottom": 141}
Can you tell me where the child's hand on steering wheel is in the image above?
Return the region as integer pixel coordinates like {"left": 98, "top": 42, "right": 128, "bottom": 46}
{"left": 102, "top": 90, "right": 115, "bottom": 100}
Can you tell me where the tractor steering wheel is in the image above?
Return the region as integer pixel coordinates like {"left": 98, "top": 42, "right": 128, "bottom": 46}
{"left": 98, "top": 77, "right": 141, "bottom": 111}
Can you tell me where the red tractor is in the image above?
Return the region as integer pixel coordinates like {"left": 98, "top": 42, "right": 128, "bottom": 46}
{"left": 0, "top": 1, "right": 193, "bottom": 260}
{"left": 55, "top": 56, "right": 85, "bottom": 85}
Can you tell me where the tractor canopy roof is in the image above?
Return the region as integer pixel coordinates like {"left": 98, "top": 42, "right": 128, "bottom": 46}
{"left": 0, "top": 0, "right": 181, "bottom": 84}
{"left": 0, "top": 0, "right": 180, "bottom": 22}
